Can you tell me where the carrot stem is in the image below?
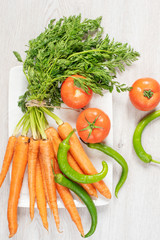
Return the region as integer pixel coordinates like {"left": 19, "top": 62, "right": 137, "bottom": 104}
{"left": 34, "top": 108, "right": 47, "bottom": 140}
{"left": 40, "top": 107, "right": 63, "bottom": 126}
{"left": 37, "top": 108, "right": 49, "bottom": 131}
{"left": 29, "top": 107, "right": 38, "bottom": 140}
{"left": 68, "top": 49, "right": 111, "bottom": 59}
{"left": 21, "top": 115, "right": 30, "bottom": 136}
{"left": 23, "top": 68, "right": 31, "bottom": 84}
{"left": 13, "top": 111, "right": 28, "bottom": 136}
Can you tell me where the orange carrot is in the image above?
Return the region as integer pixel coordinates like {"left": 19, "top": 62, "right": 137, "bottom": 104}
{"left": 7, "top": 136, "right": 29, "bottom": 238}
{"left": 39, "top": 139, "right": 60, "bottom": 231}
{"left": 39, "top": 154, "right": 50, "bottom": 207}
{"left": 54, "top": 158, "right": 84, "bottom": 236}
{"left": 45, "top": 127, "right": 97, "bottom": 198}
{"left": 0, "top": 136, "right": 17, "bottom": 187}
{"left": 28, "top": 138, "right": 39, "bottom": 220}
{"left": 58, "top": 122, "right": 111, "bottom": 199}
{"left": 36, "top": 159, "right": 48, "bottom": 230}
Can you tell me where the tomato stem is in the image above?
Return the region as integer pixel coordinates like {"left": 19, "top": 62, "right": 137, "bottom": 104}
{"left": 143, "top": 89, "right": 154, "bottom": 99}
{"left": 80, "top": 114, "right": 102, "bottom": 139}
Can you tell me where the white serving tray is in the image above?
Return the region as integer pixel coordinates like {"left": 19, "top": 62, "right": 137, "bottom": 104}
{"left": 8, "top": 66, "right": 113, "bottom": 208}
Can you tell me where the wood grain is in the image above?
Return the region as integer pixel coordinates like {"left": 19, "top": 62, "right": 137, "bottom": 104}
{"left": 1, "top": 0, "right": 160, "bottom": 239}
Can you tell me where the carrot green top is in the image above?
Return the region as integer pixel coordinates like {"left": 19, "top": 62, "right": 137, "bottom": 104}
{"left": 13, "top": 15, "right": 139, "bottom": 113}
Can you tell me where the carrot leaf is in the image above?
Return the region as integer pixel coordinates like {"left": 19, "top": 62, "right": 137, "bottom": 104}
{"left": 14, "top": 15, "right": 140, "bottom": 112}
{"left": 13, "top": 51, "right": 23, "bottom": 62}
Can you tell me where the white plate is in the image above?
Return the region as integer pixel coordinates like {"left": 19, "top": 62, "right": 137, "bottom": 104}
{"left": 8, "top": 66, "right": 113, "bottom": 208}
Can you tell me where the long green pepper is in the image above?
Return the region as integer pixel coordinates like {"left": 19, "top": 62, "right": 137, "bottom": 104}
{"left": 57, "top": 130, "right": 108, "bottom": 183}
{"left": 86, "top": 142, "right": 128, "bottom": 198}
{"left": 133, "top": 110, "right": 160, "bottom": 164}
{"left": 51, "top": 161, "right": 97, "bottom": 238}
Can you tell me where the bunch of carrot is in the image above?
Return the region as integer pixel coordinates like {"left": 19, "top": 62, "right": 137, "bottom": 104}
{"left": 0, "top": 106, "right": 111, "bottom": 238}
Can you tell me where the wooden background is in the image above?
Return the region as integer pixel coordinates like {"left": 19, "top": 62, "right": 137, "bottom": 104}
{"left": 1, "top": 0, "right": 160, "bottom": 239}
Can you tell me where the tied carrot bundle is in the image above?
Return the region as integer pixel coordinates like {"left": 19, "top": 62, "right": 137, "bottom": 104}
{"left": 0, "top": 136, "right": 17, "bottom": 187}
{"left": 28, "top": 138, "right": 39, "bottom": 220}
{"left": 39, "top": 139, "right": 60, "bottom": 231}
{"left": 36, "top": 159, "right": 48, "bottom": 230}
{"left": 7, "top": 136, "right": 29, "bottom": 238}
{"left": 58, "top": 122, "right": 111, "bottom": 199}
{"left": 54, "top": 158, "right": 84, "bottom": 236}
{"left": 45, "top": 127, "right": 98, "bottom": 198}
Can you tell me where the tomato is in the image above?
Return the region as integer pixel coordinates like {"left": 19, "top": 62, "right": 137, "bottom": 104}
{"left": 76, "top": 108, "right": 111, "bottom": 143}
{"left": 129, "top": 78, "right": 160, "bottom": 111}
{"left": 61, "top": 75, "right": 93, "bottom": 109}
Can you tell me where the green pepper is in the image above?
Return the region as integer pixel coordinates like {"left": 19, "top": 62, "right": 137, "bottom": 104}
{"left": 57, "top": 130, "right": 108, "bottom": 184}
{"left": 51, "top": 161, "right": 97, "bottom": 238}
{"left": 133, "top": 110, "right": 160, "bottom": 164}
{"left": 85, "top": 142, "right": 128, "bottom": 198}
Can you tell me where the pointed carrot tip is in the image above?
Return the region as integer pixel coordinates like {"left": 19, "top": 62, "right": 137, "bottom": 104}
{"left": 76, "top": 223, "right": 84, "bottom": 237}
{"left": 79, "top": 228, "right": 84, "bottom": 237}
{"left": 108, "top": 193, "right": 112, "bottom": 199}
{"left": 44, "top": 223, "right": 49, "bottom": 231}
{"left": 93, "top": 192, "right": 98, "bottom": 198}
{"left": 30, "top": 213, "right": 34, "bottom": 221}
{"left": 102, "top": 190, "right": 112, "bottom": 199}
{"left": 9, "top": 232, "right": 15, "bottom": 238}
{"left": 9, "top": 226, "right": 17, "bottom": 238}
{"left": 81, "top": 233, "right": 85, "bottom": 238}
{"left": 57, "top": 226, "right": 61, "bottom": 233}
{"left": 56, "top": 223, "right": 63, "bottom": 233}
{"left": 89, "top": 191, "right": 98, "bottom": 198}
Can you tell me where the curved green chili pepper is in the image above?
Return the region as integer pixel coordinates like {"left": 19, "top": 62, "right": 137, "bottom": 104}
{"left": 57, "top": 130, "right": 108, "bottom": 184}
{"left": 133, "top": 110, "right": 160, "bottom": 164}
{"left": 85, "top": 142, "right": 128, "bottom": 198}
{"left": 51, "top": 161, "right": 97, "bottom": 238}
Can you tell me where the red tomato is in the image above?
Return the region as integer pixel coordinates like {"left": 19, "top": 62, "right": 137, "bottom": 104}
{"left": 61, "top": 75, "right": 93, "bottom": 109}
{"left": 76, "top": 108, "right": 111, "bottom": 143}
{"left": 129, "top": 78, "right": 160, "bottom": 111}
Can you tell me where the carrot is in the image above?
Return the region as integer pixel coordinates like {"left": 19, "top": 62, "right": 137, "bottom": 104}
{"left": 36, "top": 159, "right": 48, "bottom": 230}
{"left": 39, "top": 154, "right": 50, "bottom": 207}
{"left": 45, "top": 127, "right": 97, "bottom": 198}
{"left": 39, "top": 139, "right": 60, "bottom": 231}
{"left": 7, "top": 136, "right": 29, "bottom": 238}
{"left": 58, "top": 122, "right": 111, "bottom": 199}
{"left": 54, "top": 158, "right": 84, "bottom": 236}
{"left": 0, "top": 136, "right": 17, "bottom": 187}
{"left": 28, "top": 138, "right": 39, "bottom": 220}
